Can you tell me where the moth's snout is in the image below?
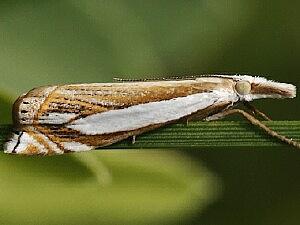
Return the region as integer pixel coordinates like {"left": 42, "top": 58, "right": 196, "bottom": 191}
{"left": 233, "top": 76, "right": 296, "bottom": 101}
{"left": 250, "top": 81, "right": 296, "bottom": 99}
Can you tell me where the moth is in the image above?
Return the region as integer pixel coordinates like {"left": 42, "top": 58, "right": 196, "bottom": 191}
{"left": 4, "top": 75, "right": 299, "bottom": 155}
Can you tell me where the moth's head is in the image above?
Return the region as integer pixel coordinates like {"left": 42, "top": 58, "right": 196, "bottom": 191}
{"left": 231, "top": 75, "right": 296, "bottom": 101}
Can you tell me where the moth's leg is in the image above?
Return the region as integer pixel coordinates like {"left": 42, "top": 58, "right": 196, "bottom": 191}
{"left": 243, "top": 102, "right": 272, "bottom": 121}
{"left": 132, "top": 135, "right": 136, "bottom": 144}
{"left": 207, "top": 108, "right": 300, "bottom": 149}
{"left": 185, "top": 119, "right": 189, "bottom": 126}
{"left": 205, "top": 102, "right": 271, "bottom": 122}
{"left": 204, "top": 112, "right": 226, "bottom": 121}
{"left": 125, "top": 135, "right": 136, "bottom": 144}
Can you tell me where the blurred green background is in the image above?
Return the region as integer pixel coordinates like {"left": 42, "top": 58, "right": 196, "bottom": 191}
{"left": 0, "top": 1, "right": 299, "bottom": 224}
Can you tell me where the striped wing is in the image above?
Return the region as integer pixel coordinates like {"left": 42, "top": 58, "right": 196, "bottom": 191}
{"left": 14, "top": 79, "right": 234, "bottom": 126}
{"left": 7, "top": 78, "right": 236, "bottom": 154}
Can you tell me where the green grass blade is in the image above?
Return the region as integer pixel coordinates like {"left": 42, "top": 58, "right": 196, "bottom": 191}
{"left": 1, "top": 121, "right": 300, "bottom": 150}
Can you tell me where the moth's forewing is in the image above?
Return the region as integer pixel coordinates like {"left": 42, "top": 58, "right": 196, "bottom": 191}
{"left": 8, "top": 78, "right": 237, "bottom": 154}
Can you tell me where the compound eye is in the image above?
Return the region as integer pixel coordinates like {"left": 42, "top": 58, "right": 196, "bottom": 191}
{"left": 235, "top": 81, "right": 251, "bottom": 95}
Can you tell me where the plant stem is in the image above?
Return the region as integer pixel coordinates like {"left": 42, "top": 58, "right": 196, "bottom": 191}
{"left": 1, "top": 121, "right": 300, "bottom": 150}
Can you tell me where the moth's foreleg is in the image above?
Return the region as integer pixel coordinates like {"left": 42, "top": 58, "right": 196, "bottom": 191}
{"left": 204, "top": 113, "right": 226, "bottom": 121}
{"left": 205, "top": 102, "right": 272, "bottom": 122}
{"left": 243, "top": 102, "right": 272, "bottom": 121}
{"left": 208, "top": 108, "right": 300, "bottom": 149}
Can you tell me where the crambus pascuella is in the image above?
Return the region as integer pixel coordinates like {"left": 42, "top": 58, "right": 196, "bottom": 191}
{"left": 4, "top": 74, "right": 299, "bottom": 155}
